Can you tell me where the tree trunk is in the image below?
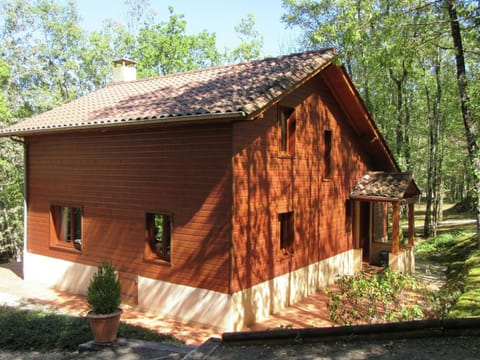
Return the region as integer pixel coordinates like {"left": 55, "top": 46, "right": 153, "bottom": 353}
{"left": 404, "top": 92, "right": 411, "bottom": 171}
{"left": 389, "top": 66, "right": 406, "bottom": 159}
{"left": 432, "top": 54, "right": 443, "bottom": 237}
{"left": 445, "top": 0, "right": 480, "bottom": 245}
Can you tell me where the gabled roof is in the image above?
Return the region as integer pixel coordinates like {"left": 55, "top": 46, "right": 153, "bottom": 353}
{"left": 350, "top": 171, "right": 420, "bottom": 201}
{"left": 0, "top": 49, "right": 336, "bottom": 136}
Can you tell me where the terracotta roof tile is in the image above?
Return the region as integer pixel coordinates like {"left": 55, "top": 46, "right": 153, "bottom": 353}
{"left": 1, "top": 49, "right": 336, "bottom": 135}
{"left": 350, "top": 171, "right": 418, "bottom": 200}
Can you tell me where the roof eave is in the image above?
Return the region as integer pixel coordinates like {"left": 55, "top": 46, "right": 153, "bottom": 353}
{"left": 0, "top": 111, "right": 247, "bottom": 137}
{"left": 349, "top": 194, "right": 418, "bottom": 204}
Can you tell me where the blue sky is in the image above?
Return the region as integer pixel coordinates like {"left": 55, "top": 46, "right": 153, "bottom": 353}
{"left": 73, "top": 0, "right": 301, "bottom": 57}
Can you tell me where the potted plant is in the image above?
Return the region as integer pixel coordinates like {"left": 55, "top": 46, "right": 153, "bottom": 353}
{"left": 86, "top": 260, "right": 122, "bottom": 344}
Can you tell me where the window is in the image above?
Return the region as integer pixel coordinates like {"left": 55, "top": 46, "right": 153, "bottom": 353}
{"left": 145, "top": 213, "right": 171, "bottom": 262}
{"left": 345, "top": 199, "right": 353, "bottom": 234}
{"left": 324, "top": 130, "right": 332, "bottom": 178}
{"left": 279, "top": 212, "right": 294, "bottom": 255}
{"left": 279, "top": 107, "right": 296, "bottom": 156}
{"left": 50, "top": 205, "right": 82, "bottom": 251}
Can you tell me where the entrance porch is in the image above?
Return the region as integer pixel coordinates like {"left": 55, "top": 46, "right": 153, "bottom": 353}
{"left": 350, "top": 172, "right": 420, "bottom": 273}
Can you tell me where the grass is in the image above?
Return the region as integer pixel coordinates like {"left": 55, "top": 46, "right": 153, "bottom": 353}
{"left": 0, "top": 305, "right": 180, "bottom": 352}
{"left": 413, "top": 202, "right": 480, "bottom": 318}
{"left": 448, "top": 247, "right": 480, "bottom": 318}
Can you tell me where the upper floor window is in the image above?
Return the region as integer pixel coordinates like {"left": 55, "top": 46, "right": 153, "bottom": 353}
{"left": 324, "top": 130, "right": 332, "bottom": 178}
{"left": 279, "top": 107, "right": 296, "bottom": 157}
{"left": 145, "top": 213, "right": 171, "bottom": 262}
{"left": 50, "top": 205, "right": 82, "bottom": 251}
{"left": 345, "top": 199, "right": 353, "bottom": 234}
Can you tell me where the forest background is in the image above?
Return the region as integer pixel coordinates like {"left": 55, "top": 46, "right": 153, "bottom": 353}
{"left": 0, "top": 0, "right": 479, "bottom": 261}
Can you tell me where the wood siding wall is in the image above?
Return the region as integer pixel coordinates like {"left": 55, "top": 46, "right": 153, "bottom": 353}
{"left": 26, "top": 122, "right": 233, "bottom": 293}
{"left": 231, "top": 76, "right": 373, "bottom": 293}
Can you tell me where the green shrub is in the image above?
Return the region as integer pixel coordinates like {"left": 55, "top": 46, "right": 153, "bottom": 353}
{"left": 326, "top": 269, "right": 433, "bottom": 326}
{"left": 87, "top": 261, "right": 121, "bottom": 314}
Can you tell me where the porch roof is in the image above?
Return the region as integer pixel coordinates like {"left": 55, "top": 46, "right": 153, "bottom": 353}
{"left": 350, "top": 171, "right": 420, "bottom": 201}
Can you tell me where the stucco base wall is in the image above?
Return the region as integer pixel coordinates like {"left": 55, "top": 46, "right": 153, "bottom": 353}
{"left": 389, "top": 247, "right": 415, "bottom": 274}
{"left": 231, "top": 249, "right": 356, "bottom": 330}
{"left": 23, "top": 252, "right": 96, "bottom": 295}
{"left": 138, "top": 277, "right": 232, "bottom": 331}
{"left": 24, "top": 250, "right": 357, "bottom": 332}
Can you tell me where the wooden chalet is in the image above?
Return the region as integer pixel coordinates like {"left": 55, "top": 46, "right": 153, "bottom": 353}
{"left": 0, "top": 49, "right": 420, "bottom": 331}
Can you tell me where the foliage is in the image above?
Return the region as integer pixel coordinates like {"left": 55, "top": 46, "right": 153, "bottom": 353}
{"left": 87, "top": 261, "right": 121, "bottom": 314}
{"left": 415, "top": 227, "right": 480, "bottom": 318}
{"left": 0, "top": 305, "right": 180, "bottom": 351}
{"left": 441, "top": 236, "right": 480, "bottom": 318}
{"left": 0, "top": 139, "right": 23, "bottom": 261}
{"left": 450, "top": 250, "right": 480, "bottom": 317}
{"left": 0, "top": 58, "right": 23, "bottom": 262}
{"left": 230, "top": 13, "right": 264, "bottom": 62}
{"left": 326, "top": 269, "right": 434, "bottom": 326}
{"left": 134, "top": 6, "right": 222, "bottom": 77}
{"left": 415, "top": 232, "right": 461, "bottom": 254}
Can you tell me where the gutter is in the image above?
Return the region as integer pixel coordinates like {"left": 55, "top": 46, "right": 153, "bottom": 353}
{"left": 0, "top": 111, "right": 247, "bottom": 138}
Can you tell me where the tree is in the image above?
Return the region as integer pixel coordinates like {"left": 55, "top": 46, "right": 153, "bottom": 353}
{"left": 134, "top": 7, "right": 222, "bottom": 77}
{"left": 231, "top": 13, "right": 264, "bottom": 62}
{"left": 444, "top": 0, "right": 480, "bottom": 243}
{"left": 0, "top": 59, "right": 23, "bottom": 261}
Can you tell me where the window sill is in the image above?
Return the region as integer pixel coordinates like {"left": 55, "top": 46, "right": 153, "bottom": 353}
{"left": 277, "top": 251, "right": 294, "bottom": 260}
{"left": 144, "top": 256, "right": 172, "bottom": 267}
{"left": 277, "top": 153, "right": 295, "bottom": 159}
{"left": 49, "top": 245, "right": 82, "bottom": 254}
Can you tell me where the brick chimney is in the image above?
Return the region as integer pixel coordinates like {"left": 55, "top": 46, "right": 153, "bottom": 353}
{"left": 112, "top": 59, "right": 137, "bottom": 82}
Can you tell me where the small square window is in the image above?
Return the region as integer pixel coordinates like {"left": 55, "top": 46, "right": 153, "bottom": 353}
{"left": 145, "top": 213, "right": 171, "bottom": 262}
{"left": 50, "top": 205, "right": 82, "bottom": 251}
{"left": 279, "top": 212, "right": 294, "bottom": 255}
{"left": 279, "top": 107, "right": 296, "bottom": 156}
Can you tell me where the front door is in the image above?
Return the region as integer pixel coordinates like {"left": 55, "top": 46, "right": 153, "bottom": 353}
{"left": 359, "top": 202, "right": 371, "bottom": 262}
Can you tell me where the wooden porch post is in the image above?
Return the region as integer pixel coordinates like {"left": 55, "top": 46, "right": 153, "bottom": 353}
{"left": 391, "top": 202, "right": 400, "bottom": 254}
{"left": 408, "top": 202, "right": 415, "bottom": 247}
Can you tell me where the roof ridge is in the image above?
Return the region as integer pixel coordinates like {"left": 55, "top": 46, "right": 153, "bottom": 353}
{"left": 106, "top": 48, "right": 337, "bottom": 87}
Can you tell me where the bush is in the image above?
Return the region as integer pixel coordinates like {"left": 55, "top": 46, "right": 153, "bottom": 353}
{"left": 87, "top": 261, "right": 121, "bottom": 314}
{"left": 326, "top": 269, "right": 433, "bottom": 326}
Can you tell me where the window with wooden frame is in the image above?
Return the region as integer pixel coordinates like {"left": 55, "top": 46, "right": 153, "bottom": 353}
{"left": 145, "top": 213, "right": 171, "bottom": 262}
{"left": 279, "top": 212, "right": 294, "bottom": 255}
{"left": 279, "top": 107, "right": 296, "bottom": 156}
{"left": 50, "top": 205, "right": 82, "bottom": 251}
{"left": 324, "top": 130, "right": 332, "bottom": 179}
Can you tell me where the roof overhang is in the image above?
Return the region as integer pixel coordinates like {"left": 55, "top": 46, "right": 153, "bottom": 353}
{"left": 0, "top": 111, "right": 246, "bottom": 137}
{"left": 350, "top": 171, "right": 421, "bottom": 204}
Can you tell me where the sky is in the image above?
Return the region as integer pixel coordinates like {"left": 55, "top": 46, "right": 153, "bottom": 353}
{"left": 72, "top": 0, "right": 302, "bottom": 57}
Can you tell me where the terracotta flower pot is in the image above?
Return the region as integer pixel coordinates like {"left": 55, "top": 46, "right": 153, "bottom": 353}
{"left": 87, "top": 309, "right": 123, "bottom": 344}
